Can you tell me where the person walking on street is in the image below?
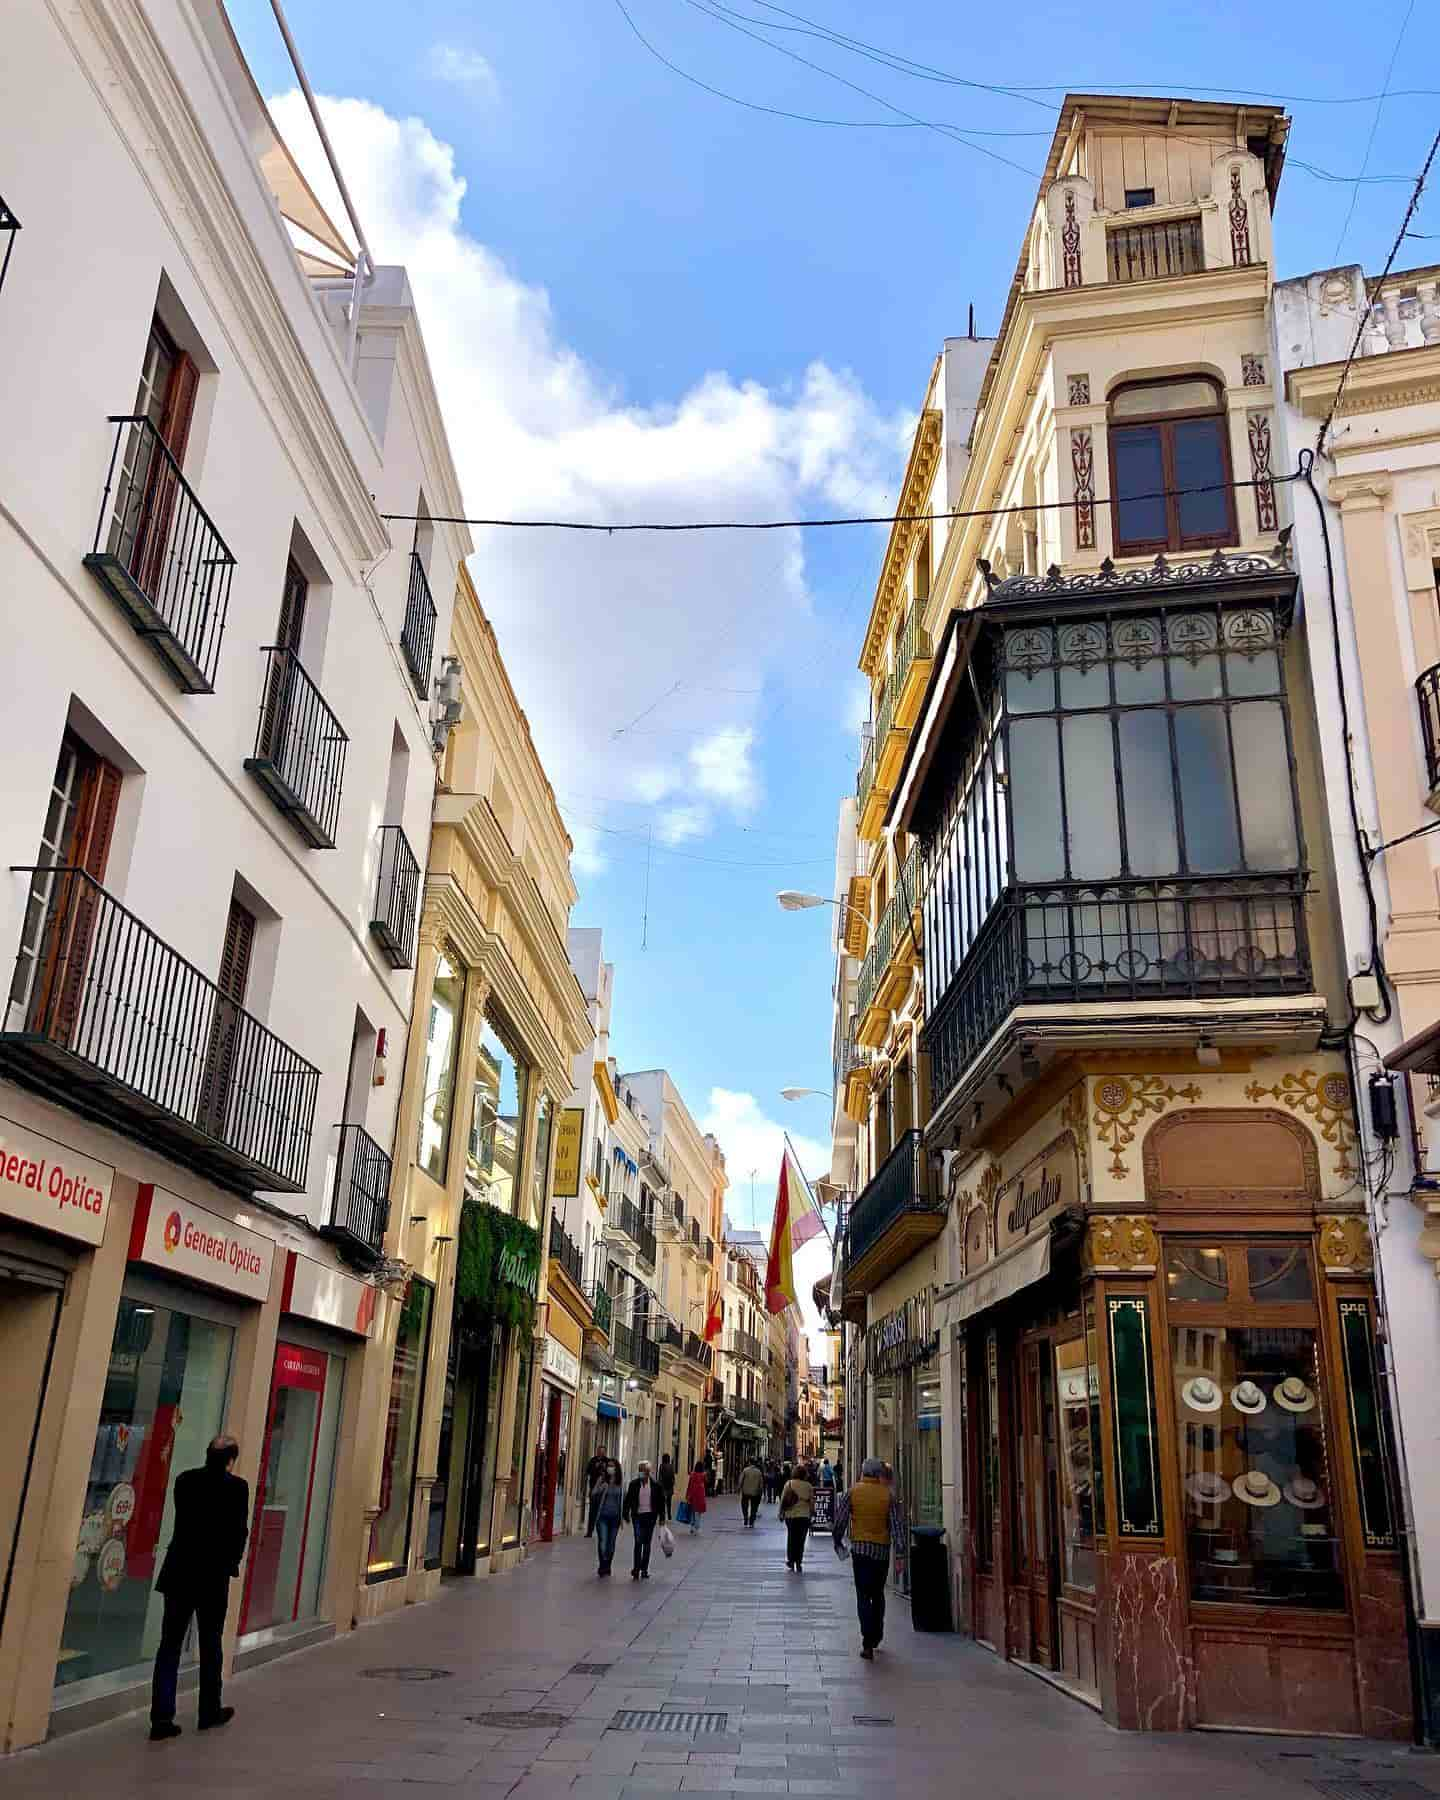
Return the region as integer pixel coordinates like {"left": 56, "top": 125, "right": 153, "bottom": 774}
{"left": 658, "top": 1452, "right": 676, "bottom": 1514}
{"left": 149, "top": 1435, "right": 248, "bottom": 1741}
{"left": 820, "top": 1456, "right": 835, "bottom": 1490}
{"left": 739, "top": 1456, "right": 764, "bottom": 1527}
{"left": 683, "top": 1460, "right": 708, "bottom": 1534}
{"left": 704, "top": 1447, "right": 716, "bottom": 1496}
{"left": 585, "top": 1450, "right": 611, "bottom": 1536}
{"left": 593, "top": 1461, "right": 624, "bottom": 1576}
{"left": 779, "top": 1460, "right": 816, "bottom": 1572}
{"left": 834, "top": 1456, "right": 908, "bottom": 1658}
{"left": 624, "top": 1458, "right": 668, "bottom": 1579}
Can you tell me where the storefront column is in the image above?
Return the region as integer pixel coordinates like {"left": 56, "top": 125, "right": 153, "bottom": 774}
{"left": 0, "top": 1178, "right": 135, "bottom": 1752}
{"left": 217, "top": 1249, "right": 284, "bottom": 1681}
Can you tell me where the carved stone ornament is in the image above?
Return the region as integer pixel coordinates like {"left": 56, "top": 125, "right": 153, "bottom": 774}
{"left": 1083, "top": 1214, "right": 1160, "bottom": 1273}
{"left": 1229, "top": 164, "right": 1252, "bottom": 266}
{"left": 1243, "top": 1069, "right": 1357, "bottom": 1180}
{"left": 1094, "top": 1075, "right": 1202, "bottom": 1180}
{"left": 1241, "top": 353, "right": 1266, "bottom": 387}
{"left": 1071, "top": 428, "right": 1096, "bottom": 550}
{"left": 1062, "top": 188, "right": 1082, "bottom": 287}
{"left": 1248, "top": 412, "right": 1278, "bottom": 534}
{"left": 1060, "top": 1080, "right": 1091, "bottom": 1191}
{"left": 1067, "top": 373, "right": 1091, "bottom": 407}
{"left": 1317, "top": 1213, "right": 1374, "bottom": 1276}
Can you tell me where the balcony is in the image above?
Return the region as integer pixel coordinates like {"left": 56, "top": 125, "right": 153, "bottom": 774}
{"left": 84, "top": 414, "right": 235, "bottom": 694}
{"left": 587, "top": 1280, "right": 613, "bottom": 1345}
{"left": 1106, "top": 214, "right": 1204, "bottom": 284}
{"left": 244, "top": 646, "right": 349, "bottom": 849}
{"left": 688, "top": 1217, "right": 702, "bottom": 1253}
{"left": 837, "top": 1031, "right": 870, "bottom": 1125}
{"left": 875, "top": 843, "right": 923, "bottom": 1014}
{"left": 891, "top": 607, "right": 934, "bottom": 731}
{"left": 369, "top": 826, "right": 420, "bottom": 969}
{"left": 660, "top": 1317, "right": 685, "bottom": 1354}
{"left": 924, "top": 875, "right": 1312, "bottom": 1111}
{"left": 400, "top": 552, "right": 438, "bottom": 701}
{"left": 1417, "top": 663, "right": 1440, "bottom": 807}
{"left": 731, "top": 1394, "right": 764, "bottom": 1426}
{"left": 857, "top": 686, "right": 905, "bottom": 841}
{"left": 631, "top": 1329, "right": 660, "bottom": 1378}
{"left": 856, "top": 907, "right": 894, "bottom": 1049}
{"left": 0, "top": 868, "right": 318, "bottom": 1193}
{"left": 685, "top": 1330, "right": 714, "bottom": 1371}
{"left": 841, "top": 874, "right": 870, "bottom": 958}
{"left": 549, "top": 1213, "right": 585, "bottom": 1291}
{"left": 845, "top": 1129, "right": 942, "bottom": 1295}
{"left": 729, "top": 1328, "right": 763, "bottom": 1365}
{"left": 322, "top": 1124, "right": 391, "bottom": 1265}
{"left": 615, "top": 1195, "right": 657, "bottom": 1270}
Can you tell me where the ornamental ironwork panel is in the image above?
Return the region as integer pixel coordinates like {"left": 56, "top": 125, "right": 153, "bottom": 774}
{"left": 400, "top": 552, "right": 438, "bottom": 700}
{"left": 1107, "top": 1295, "right": 1163, "bottom": 1537}
{"left": 1337, "top": 1299, "right": 1395, "bottom": 1549}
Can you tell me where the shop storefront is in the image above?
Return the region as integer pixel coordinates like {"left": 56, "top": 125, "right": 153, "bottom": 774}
{"left": 532, "top": 1326, "right": 580, "bottom": 1540}
{"left": 867, "top": 1288, "right": 943, "bottom": 1595}
{"left": 55, "top": 1185, "right": 272, "bottom": 1715}
{"left": 368, "top": 1274, "right": 434, "bottom": 1585}
{"left": 947, "top": 1079, "right": 1410, "bottom": 1737}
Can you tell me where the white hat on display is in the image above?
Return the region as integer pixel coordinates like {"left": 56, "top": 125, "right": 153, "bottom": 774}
{"left": 1234, "top": 1469, "right": 1283, "bottom": 1508}
{"left": 1284, "top": 1475, "right": 1326, "bottom": 1510}
{"left": 1230, "top": 1380, "right": 1267, "bottom": 1415}
{"left": 1185, "top": 1472, "right": 1232, "bottom": 1507}
{"left": 1274, "top": 1377, "right": 1317, "bottom": 1414}
{"left": 1181, "top": 1376, "right": 1223, "bottom": 1413}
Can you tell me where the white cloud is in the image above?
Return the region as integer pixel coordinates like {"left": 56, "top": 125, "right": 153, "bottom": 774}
{"left": 424, "top": 45, "right": 499, "bottom": 101}
{"left": 268, "top": 92, "right": 906, "bottom": 879}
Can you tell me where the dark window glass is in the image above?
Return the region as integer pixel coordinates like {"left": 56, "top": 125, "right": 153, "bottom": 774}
{"left": 1111, "top": 379, "right": 1233, "bottom": 553}
{"left": 1125, "top": 186, "right": 1156, "bottom": 208}
{"left": 1166, "top": 1246, "right": 1229, "bottom": 1301}
{"left": 1113, "top": 426, "right": 1167, "bottom": 547}
{"left": 1173, "top": 417, "right": 1230, "bottom": 540}
{"left": 1174, "top": 707, "right": 1242, "bottom": 869}
{"left": 1117, "top": 711, "right": 1179, "bottom": 872}
{"left": 1247, "top": 1245, "right": 1313, "bottom": 1301}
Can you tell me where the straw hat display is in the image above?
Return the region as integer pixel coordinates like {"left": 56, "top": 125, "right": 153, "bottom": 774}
{"left": 1284, "top": 1475, "right": 1326, "bottom": 1510}
{"left": 1181, "top": 1375, "right": 1223, "bottom": 1413}
{"left": 1274, "top": 1377, "right": 1317, "bottom": 1414}
{"left": 1233, "top": 1469, "right": 1283, "bottom": 1507}
{"left": 1185, "top": 1471, "right": 1231, "bottom": 1507}
{"left": 1230, "top": 1380, "right": 1267, "bottom": 1415}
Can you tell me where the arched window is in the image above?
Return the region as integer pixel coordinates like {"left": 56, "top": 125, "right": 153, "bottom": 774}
{"left": 1109, "top": 377, "right": 1234, "bottom": 555}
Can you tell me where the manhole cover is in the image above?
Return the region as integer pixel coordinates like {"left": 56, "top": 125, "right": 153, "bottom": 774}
{"left": 360, "top": 1667, "right": 454, "bottom": 1682}
{"left": 478, "top": 1711, "right": 571, "bottom": 1730}
{"left": 571, "top": 1663, "right": 612, "bottom": 1676}
{"left": 1309, "top": 1784, "right": 1434, "bottom": 1800}
{"left": 853, "top": 1715, "right": 895, "bottom": 1727}
{"left": 610, "top": 1710, "right": 728, "bottom": 1735}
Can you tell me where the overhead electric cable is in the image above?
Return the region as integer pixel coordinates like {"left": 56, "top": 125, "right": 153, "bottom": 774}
{"left": 1331, "top": 0, "right": 1419, "bottom": 257}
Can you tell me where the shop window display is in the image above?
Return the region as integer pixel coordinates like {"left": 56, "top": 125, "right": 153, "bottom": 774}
{"left": 419, "top": 954, "right": 465, "bottom": 1182}
{"left": 1169, "top": 1239, "right": 1344, "bottom": 1609}
{"left": 1054, "top": 1338, "right": 1097, "bottom": 1590}
{"left": 467, "top": 1014, "right": 533, "bottom": 1216}
{"left": 369, "top": 1278, "right": 434, "bottom": 1577}
{"left": 58, "top": 1295, "right": 233, "bottom": 1693}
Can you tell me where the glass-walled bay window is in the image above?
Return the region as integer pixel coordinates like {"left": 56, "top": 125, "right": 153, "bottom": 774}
{"left": 920, "top": 582, "right": 1312, "bottom": 1102}
{"left": 466, "top": 1011, "right": 532, "bottom": 1214}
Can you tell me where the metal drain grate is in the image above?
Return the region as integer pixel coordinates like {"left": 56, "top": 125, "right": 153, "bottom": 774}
{"left": 853, "top": 1715, "right": 895, "bottom": 1727}
{"left": 1309, "top": 1784, "right": 1434, "bottom": 1800}
{"left": 361, "top": 1667, "right": 454, "bottom": 1682}
{"left": 571, "top": 1663, "right": 612, "bottom": 1676}
{"left": 610, "top": 1710, "right": 729, "bottom": 1735}
{"left": 477, "top": 1711, "right": 572, "bottom": 1730}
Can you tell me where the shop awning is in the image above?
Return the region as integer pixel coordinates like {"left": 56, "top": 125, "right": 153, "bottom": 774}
{"left": 938, "top": 1231, "right": 1051, "bottom": 1332}
{"left": 598, "top": 1397, "right": 626, "bottom": 1420}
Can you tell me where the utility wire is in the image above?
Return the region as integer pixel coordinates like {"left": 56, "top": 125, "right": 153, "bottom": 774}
{"left": 1316, "top": 120, "right": 1440, "bottom": 459}
{"left": 1331, "top": 0, "right": 1419, "bottom": 258}
{"left": 382, "top": 465, "right": 1300, "bottom": 533}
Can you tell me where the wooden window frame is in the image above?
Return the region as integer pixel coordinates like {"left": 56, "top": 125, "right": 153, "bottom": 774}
{"left": 1107, "top": 377, "right": 1236, "bottom": 557}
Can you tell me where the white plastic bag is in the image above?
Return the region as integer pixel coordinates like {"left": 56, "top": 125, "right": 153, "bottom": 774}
{"left": 658, "top": 1522, "right": 675, "bottom": 1557}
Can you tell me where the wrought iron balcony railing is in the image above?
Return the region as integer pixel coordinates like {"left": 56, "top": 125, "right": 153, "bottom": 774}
{"left": 893, "top": 606, "right": 932, "bottom": 704}
{"left": 1106, "top": 214, "right": 1204, "bottom": 284}
{"left": 400, "top": 552, "right": 438, "bottom": 700}
{"left": 846, "top": 1130, "right": 938, "bottom": 1271}
{"left": 924, "top": 875, "right": 1312, "bottom": 1107}
{"left": 689, "top": 1217, "right": 701, "bottom": 1251}
{"left": 731, "top": 1394, "right": 764, "bottom": 1425}
{"left": 370, "top": 826, "right": 420, "bottom": 969}
{"left": 589, "top": 1281, "right": 613, "bottom": 1339}
{"left": 613, "top": 1319, "right": 636, "bottom": 1366}
{"left": 728, "top": 1328, "right": 763, "bottom": 1365}
{"left": 84, "top": 414, "right": 235, "bottom": 694}
{"left": 686, "top": 1330, "right": 714, "bottom": 1370}
{"left": 0, "top": 867, "right": 318, "bottom": 1192}
{"left": 324, "top": 1123, "right": 391, "bottom": 1262}
{"left": 244, "top": 645, "right": 349, "bottom": 849}
{"left": 634, "top": 1330, "right": 660, "bottom": 1377}
{"left": 662, "top": 1317, "right": 685, "bottom": 1352}
{"left": 1417, "top": 663, "right": 1440, "bottom": 794}
{"left": 549, "top": 1213, "right": 584, "bottom": 1289}
{"left": 614, "top": 1195, "right": 657, "bottom": 1269}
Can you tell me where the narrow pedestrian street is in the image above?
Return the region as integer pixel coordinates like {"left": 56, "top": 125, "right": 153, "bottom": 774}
{"left": 7, "top": 1497, "right": 1440, "bottom": 1799}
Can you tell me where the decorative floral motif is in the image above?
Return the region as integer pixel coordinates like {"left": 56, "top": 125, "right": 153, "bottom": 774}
{"left": 1071, "top": 427, "right": 1096, "bottom": 549}
{"left": 1317, "top": 1214, "right": 1374, "bottom": 1275}
{"left": 1229, "top": 165, "right": 1252, "bottom": 266}
{"left": 1243, "top": 1069, "right": 1357, "bottom": 1179}
{"left": 1062, "top": 188, "right": 1082, "bottom": 287}
{"left": 1061, "top": 1080, "right": 1091, "bottom": 1190}
{"left": 1221, "top": 607, "right": 1277, "bottom": 654}
{"left": 1248, "top": 412, "right": 1278, "bottom": 533}
{"left": 1083, "top": 1214, "right": 1161, "bottom": 1272}
{"left": 1094, "top": 1075, "right": 1203, "bottom": 1179}
{"left": 1068, "top": 373, "right": 1091, "bottom": 407}
{"left": 1057, "top": 620, "right": 1105, "bottom": 668}
{"left": 1241, "top": 353, "right": 1266, "bottom": 387}
{"left": 1168, "top": 612, "right": 1219, "bottom": 661}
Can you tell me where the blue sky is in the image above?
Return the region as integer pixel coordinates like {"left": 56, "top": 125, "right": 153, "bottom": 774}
{"left": 229, "top": 0, "right": 1439, "bottom": 1304}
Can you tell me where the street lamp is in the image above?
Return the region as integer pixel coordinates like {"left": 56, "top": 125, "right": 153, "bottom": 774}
{"left": 780, "top": 1087, "right": 833, "bottom": 1103}
{"left": 776, "top": 890, "right": 833, "bottom": 912}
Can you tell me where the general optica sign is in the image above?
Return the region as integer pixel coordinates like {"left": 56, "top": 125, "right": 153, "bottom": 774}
{"left": 0, "top": 1113, "right": 113, "bottom": 1246}
{"left": 129, "top": 1183, "right": 275, "bottom": 1302}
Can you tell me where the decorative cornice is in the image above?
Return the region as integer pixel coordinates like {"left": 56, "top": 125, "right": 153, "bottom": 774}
{"left": 978, "top": 541, "right": 1294, "bottom": 608}
{"left": 594, "top": 1062, "right": 620, "bottom": 1125}
{"left": 1286, "top": 340, "right": 1440, "bottom": 420}
{"left": 860, "top": 408, "right": 944, "bottom": 678}
{"left": 1328, "top": 474, "right": 1394, "bottom": 510}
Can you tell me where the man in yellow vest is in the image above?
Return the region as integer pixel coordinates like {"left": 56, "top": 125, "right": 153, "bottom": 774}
{"left": 833, "top": 1457, "right": 907, "bottom": 1659}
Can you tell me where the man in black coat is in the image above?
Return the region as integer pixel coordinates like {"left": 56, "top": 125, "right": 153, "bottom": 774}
{"left": 622, "top": 1459, "right": 669, "bottom": 1580}
{"left": 149, "top": 1435, "right": 249, "bottom": 1741}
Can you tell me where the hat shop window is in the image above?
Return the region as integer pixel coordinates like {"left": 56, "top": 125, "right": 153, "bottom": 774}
{"left": 1166, "top": 1240, "right": 1343, "bottom": 1610}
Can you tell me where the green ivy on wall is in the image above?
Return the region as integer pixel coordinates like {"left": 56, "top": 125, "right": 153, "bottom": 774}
{"left": 454, "top": 1200, "right": 540, "bottom": 1335}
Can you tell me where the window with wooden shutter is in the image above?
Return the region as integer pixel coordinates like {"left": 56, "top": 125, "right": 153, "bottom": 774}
{"left": 199, "top": 898, "right": 257, "bottom": 1140}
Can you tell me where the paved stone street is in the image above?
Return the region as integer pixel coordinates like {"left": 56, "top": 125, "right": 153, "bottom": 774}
{"left": 9, "top": 1497, "right": 1440, "bottom": 1798}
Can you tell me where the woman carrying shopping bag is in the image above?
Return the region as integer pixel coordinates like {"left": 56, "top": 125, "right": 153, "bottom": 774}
{"left": 678, "top": 1460, "right": 708, "bottom": 1535}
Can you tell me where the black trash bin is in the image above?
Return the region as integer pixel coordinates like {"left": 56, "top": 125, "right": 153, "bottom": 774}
{"left": 908, "top": 1525, "right": 952, "bottom": 1632}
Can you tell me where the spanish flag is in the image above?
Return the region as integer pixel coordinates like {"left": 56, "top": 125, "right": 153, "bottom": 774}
{"left": 703, "top": 1281, "right": 723, "bottom": 1344}
{"left": 765, "top": 1140, "right": 822, "bottom": 1314}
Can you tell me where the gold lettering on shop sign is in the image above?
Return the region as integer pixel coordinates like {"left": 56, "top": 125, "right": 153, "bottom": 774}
{"left": 993, "top": 1133, "right": 1080, "bottom": 1257}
